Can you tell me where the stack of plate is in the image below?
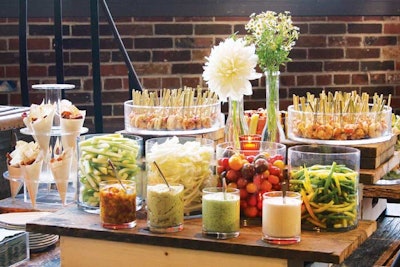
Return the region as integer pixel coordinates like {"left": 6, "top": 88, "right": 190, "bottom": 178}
{"left": 0, "top": 212, "right": 59, "bottom": 252}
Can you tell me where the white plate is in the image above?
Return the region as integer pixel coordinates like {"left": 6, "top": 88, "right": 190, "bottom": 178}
{"left": 287, "top": 133, "right": 392, "bottom": 146}
{"left": 29, "top": 236, "right": 59, "bottom": 250}
{"left": 0, "top": 212, "right": 52, "bottom": 227}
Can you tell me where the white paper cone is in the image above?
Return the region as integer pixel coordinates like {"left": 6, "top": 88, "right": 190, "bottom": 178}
{"left": 7, "top": 164, "right": 21, "bottom": 179}
{"left": 31, "top": 107, "right": 55, "bottom": 158}
{"left": 60, "top": 111, "right": 85, "bottom": 149}
{"left": 21, "top": 160, "right": 43, "bottom": 208}
{"left": 7, "top": 163, "right": 22, "bottom": 198}
{"left": 50, "top": 149, "right": 73, "bottom": 205}
{"left": 9, "top": 179, "right": 23, "bottom": 198}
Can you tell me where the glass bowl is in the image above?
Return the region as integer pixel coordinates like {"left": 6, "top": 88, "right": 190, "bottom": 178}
{"left": 287, "top": 104, "right": 392, "bottom": 145}
{"left": 288, "top": 145, "right": 360, "bottom": 232}
{"left": 124, "top": 99, "right": 222, "bottom": 134}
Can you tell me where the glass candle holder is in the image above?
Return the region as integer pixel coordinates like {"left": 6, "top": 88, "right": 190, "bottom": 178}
{"left": 239, "top": 134, "right": 262, "bottom": 151}
{"left": 288, "top": 145, "right": 360, "bottom": 232}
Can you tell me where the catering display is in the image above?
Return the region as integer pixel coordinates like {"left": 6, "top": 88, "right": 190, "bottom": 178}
{"left": 125, "top": 87, "right": 222, "bottom": 135}
{"left": 77, "top": 133, "right": 142, "bottom": 213}
{"left": 145, "top": 136, "right": 216, "bottom": 213}
{"left": 288, "top": 145, "right": 360, "bottom": 231}
{"left": 287, "top": 91, "right": 392, "bottom": 144}
{"left": 216, "top": 141, "right": 286, "bottom": 220}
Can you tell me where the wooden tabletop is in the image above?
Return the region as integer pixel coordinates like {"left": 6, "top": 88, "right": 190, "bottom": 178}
{"left": 25, "top": 206, "right": 376, "bottom": 265}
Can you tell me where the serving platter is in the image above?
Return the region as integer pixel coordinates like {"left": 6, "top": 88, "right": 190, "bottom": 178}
{"left": 287, "top": 133, "right": 392, "bottom": 146}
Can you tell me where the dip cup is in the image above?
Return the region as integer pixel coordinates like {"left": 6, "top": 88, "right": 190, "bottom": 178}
{"left": 99, "top": 180, "right": 136, "bottom": 229}
{"left": 202, "top": 187, "right": 240, "bottom": 239}
{"left": 147, "top": 183, "right": 184, "bottom": 233}
{"left": 262, "top": 191, "right": 302, "bottom": 245}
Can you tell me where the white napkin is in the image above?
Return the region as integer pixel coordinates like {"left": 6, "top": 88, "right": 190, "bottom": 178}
{"left": 0, "top": 228, "right": 24, "bottom": 243}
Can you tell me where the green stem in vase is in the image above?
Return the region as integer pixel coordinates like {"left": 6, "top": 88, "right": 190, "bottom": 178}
{"left": 265, "top": 70, "right": 279, "bottom": 142}
{"left": 232, "top": 100, "right": 240, "bottom": 149}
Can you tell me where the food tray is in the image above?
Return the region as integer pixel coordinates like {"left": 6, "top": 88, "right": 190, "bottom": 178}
{"left": 124, "top": 100, "right": 222, "bottom": 134}
{"left": 287, "top": 104, "right": 392, "bottom": 145}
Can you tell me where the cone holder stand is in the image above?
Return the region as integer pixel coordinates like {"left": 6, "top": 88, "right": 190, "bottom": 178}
{"left": 14, "top": 84, "right": 88, "bottom": 207}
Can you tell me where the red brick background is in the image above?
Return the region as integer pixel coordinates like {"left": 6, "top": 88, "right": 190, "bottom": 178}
{"left": 0, "top": 16, "right": 399, "bottom": 133}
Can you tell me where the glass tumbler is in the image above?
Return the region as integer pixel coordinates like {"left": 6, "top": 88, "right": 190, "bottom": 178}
{"left": 99, "top": 180, "right": 136, "bottom": 229}
{"left": 202, "top": 187, "right": 240, "bottom": 239}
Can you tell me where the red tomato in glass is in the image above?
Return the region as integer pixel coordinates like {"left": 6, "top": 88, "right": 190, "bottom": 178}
{"left": 268, "top": 174, "right": 280, "bottom": 185}
{"left": 229, "top": 154, "right": 244, "bottom": 171}
{"left": 269, "top": 154, "right": 284, "bottom": 162}
{"left": 244, "top": 206, "right": 258, "bottom": 218}
{"left": 217, "top": 157, "right": 230, "bottom": 170}
{"left": 269, "top": 165, "right": 282, "bottom": 176}
{"left": 246, "top": 155, "right": 255, "bottom": 163}
{"left": 226, "top": 169, "right": 239, "bottom": 182}
{"left": 247, "top": 194, "right": 257, "bottom": 206}
{"left": 237, "top": 178, "right": 248, "bottom": 189}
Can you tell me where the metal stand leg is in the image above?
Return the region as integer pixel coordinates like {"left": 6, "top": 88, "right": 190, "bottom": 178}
{"left": 90, "top": 0, "right": 103, "bottom": 133}
{"left": 19, "top": 0, "right": 29, "bottom": 106}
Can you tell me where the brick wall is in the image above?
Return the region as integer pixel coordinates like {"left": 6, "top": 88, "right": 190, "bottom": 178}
{"left": 0, "top": 15, "right": 399, "bottom": 133}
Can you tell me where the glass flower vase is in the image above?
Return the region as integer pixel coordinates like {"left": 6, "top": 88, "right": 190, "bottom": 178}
{"left": 224, "top": 96, "right": 248, "bottom": 149}
{"left": 262, "top": 70, "right": 282, "bottom": 142}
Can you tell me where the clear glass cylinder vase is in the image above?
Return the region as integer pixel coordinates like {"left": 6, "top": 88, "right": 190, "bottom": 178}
{"left": 224, "top": 96, "right": 248, "bottom": 149}
{"left": 262, "top": 70, "right": 282, "bottom": 142}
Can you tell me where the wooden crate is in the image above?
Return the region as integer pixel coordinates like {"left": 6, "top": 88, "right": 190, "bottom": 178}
{"left": 360, "top": 151, "right": 400, "bottom": 184}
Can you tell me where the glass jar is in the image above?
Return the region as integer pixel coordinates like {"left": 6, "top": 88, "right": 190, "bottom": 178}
{"left": 145, "top": 136, "right": 215, "bottom": 214}
{"left": 216, "top": 141, "right": 286, "bottom": 224}
{"left": 77, "top": 133, "right": 143, "bottom": 213}
{"left": 288, "top": 145, "right": 360, "bottom": 232}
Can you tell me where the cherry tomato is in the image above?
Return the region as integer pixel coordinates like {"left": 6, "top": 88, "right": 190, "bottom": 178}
{"left": 241, "top": 163, "right": 255, "bottom": 179}
{"left": 268, "top": 174, "right": 280, "bottom": 185}
{"left": 254, "top": 158, "right": 268, "bottom": 173}
{"left": 246, "top": 182, "right": 258, "bottom": 194}
{"left": 216, "top": 165, "right": 225, "bottom": 175}
{"left": 269, "top": 165, "right": 282, "bottom": 176}
{"left": 240, "top": 200, "right": 248, "bottom": 210}
{"left": 237, "top": 178, "right": 248, "bottom": 189}
{"left": 246, "top": 155, "right": 255, "bottom": 163}
{"left": 260, "top": 179, "right": 273, "bottom": 191}
{"left": 217, "top": 157, "right": 230, "bottom": 169}
{"left": 247, "top": 194, "right": 257, "bottom": 206}
{"left": 228, "top": 154, "right": 244, "bottom": 171}
{"left": 226, "top": 169, "right": 239, "bottom": 182}
{"left": 239, "top": 188, "right": 248, "bottom": 199}
{"left": 272, "top": 159, "right": 285, "bottom": 170}
{"left": 244, "top": 206, "right": 258, "bottom": 217}
{"left": 267, "top": 154, "right": 284, "bottom": 163}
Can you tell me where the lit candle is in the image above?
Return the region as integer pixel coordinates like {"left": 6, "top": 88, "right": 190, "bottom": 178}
{"left": 239, "top": 134, "right": 261, "bottom": 151}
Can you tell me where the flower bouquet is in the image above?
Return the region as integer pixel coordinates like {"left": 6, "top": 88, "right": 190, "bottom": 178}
{"left": 245, "top": 11, "right": 299, "bottom": 142}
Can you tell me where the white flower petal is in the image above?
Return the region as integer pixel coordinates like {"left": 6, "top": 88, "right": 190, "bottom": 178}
{"left": 202, "top": 37, "right": 261, "bottom": 101}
